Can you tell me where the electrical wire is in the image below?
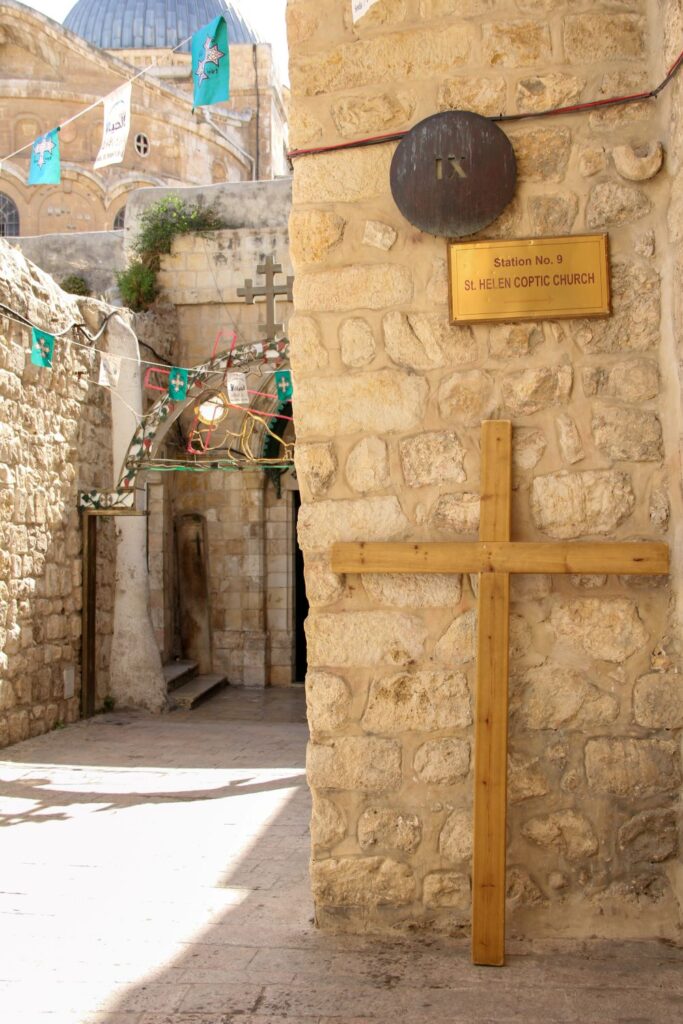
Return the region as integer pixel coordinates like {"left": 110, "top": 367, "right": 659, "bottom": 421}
{"left": 287, "top": 49, "right": 683, "bottom": 160}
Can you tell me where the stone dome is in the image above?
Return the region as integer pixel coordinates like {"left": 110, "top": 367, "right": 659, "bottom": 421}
{"left": 63, "top": 0, "right": 260, "bottom": 51}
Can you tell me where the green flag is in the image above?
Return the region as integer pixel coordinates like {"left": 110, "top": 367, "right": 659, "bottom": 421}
{"left": 28, "top": 129, "right": 61, "bottom": 186}
{"left": 169, "top": 368, "right": 189, "bottom": 401}
{"left": 192, "top": 16, "right": 230, "bottom": 108}
{"left": 275, "top": 370, "right": 293, "bottom": 402}
{"left": 31, "top": 328, "right": 55, "bottom": 368}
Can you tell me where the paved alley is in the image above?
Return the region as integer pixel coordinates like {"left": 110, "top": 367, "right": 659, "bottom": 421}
{"left": 0, "top": 686, "right": 681, "bottom": 1024}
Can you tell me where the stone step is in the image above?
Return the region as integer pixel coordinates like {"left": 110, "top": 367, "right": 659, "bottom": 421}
{"left": 163, "top": 660, "right": 199, "bottom": 692}
{"left": 169, "top": 673, "right": 228, "bottom": 711}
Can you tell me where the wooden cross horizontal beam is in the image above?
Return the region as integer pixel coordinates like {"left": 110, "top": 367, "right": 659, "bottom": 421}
{"left": 331, "top": 540, "right": 669, "bottom": 576}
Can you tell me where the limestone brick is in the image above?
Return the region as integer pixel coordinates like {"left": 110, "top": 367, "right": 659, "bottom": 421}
{"left": 288, "top": 316, "right": 329, "bottom": 373}
{"left": 517, "top": 664, "right": 619, "bottom": 730}
{"left": 331, "top": 93, "right": 416, "bottom": 138}
{"left": 384, "top": 313, "right": 477, "bottom": 371}
{"left": 605, "top": 360, "right": 660, "bottom": 403}
{"left": 617, "top": 809, "right": 678, "bottom": 863}
{"left": 482, "top": 21, "right": 552, "bottom": 68}
{"left": 591, "top": 405, "right": 663, "bottom": 462}
{"left": 311, "top": 857, "right": 417, "bottom": 907}
{"left": 437, "top": 77, "right": 507, "bottom": 117}
{"left": 501, "top": 364, "right": 572, "bottom": 416}
{"left": 296, "top": 442, "right": 338, "bottom": 498}
{"left": 563, "top": 14, "right": 646, "bottom": 63}
{"left": 414, "top": 739, "right": 471, "bottom": 785}
{"left": 293, "top": 146, "right": 395, "bottom": 205}
{"left": 633, "top": 673, "right": 683, "bottom": 729}
{"left": 363, "top": 573, "right": 462, "bottom": 608}
{"left": 574, "top": 261, "right": 660, "bottom": 354}
{"left": 307, "top": 670, "right": 353, "bottom": 736}
{"left": 423, "top": 872, "right": 470, "bottom": 910}
{"left": 529, "top": 193, "right": 579, "bottom": 235}
{"left": 513, "top": 428, "right": 547, "bottom": 471}
{"left": 431, "top": 493, "right": 480, "bottom": 535}
{"left": 585, "top": 739, "right": 681, "bottom": 796}
{"left": 530, "top": 470, "right": 635, "bottom": 539}
{"left": 346, "top": 437, "right": 390, "bottom": 494}
{"left": 358, "top": 809, "right": 422, "bottom": 853}
{"left": 510, "top": 128, "right": 572, "bottom": 183}
{"left": 362, "top": 671, "right": 471, "bottom": 733}
{"left": 439, "top": 810, "right": 473, "bottom": 863}
{"left": 400, "top": 432, "right": 467, "bottom": 488}
{"left": 298, "top": 497, "right": 409, "bottom": 553}
{"left": 311, "top": 794, "right": 347, "bottom": 850}
{"left": 289, "top": 210, "right": 345, "bottom": 264}
{"left": 434, "top": 611, "right": 476, "bottom": 665}
{"left": 586, "top": 182, "right": 652, "bottom": 230}
{"left": 516, "top": 73, "right": 584, "bottom": 114}
{"left": 339, "top": 318, "right": 377, "bottom": 368}
{"left": 296, "top": 369, "right": 427, "bottom": 438}
{"left": 522, "top": 811, "right": 598, "bottom": 862}
{"left": 489, "top": 323, "right": 543, "bottom": 360}
{"left": 307, "top": 736, "right": 402, "bottom": 792}
{"left": 438, "top": 370, "right": 495, "bottom": 424}
{"left": 296, "top": 264, "right": 413, "bottom": 313}
{"left": 550, "top": 598, "right": 647, "bottom": 663}
{"left": 307, "top": 611, "right": 426, "bottom": 667}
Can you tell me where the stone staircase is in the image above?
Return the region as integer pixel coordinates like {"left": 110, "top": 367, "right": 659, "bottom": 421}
{"left": 163, "top": 660, "right": 228, "bottom": 710}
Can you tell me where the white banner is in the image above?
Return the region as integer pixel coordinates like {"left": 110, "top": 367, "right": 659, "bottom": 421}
{"left": 227, "top": 372, "right": 250, "bottom": 406}
{"left": 95, "top": 83, "right": 132, "bottom": 170}
{"left": 98, "top": 353, "right": 122, "bottom": 388}
{"left": 352, "top": 0, "right": 380, "bottom": 23}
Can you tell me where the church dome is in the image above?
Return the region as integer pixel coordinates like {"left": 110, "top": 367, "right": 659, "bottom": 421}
{"left": 63, "top": 0, "right": 260, "bottom": 51}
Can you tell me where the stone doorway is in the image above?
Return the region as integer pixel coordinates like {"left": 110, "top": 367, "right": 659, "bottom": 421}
{"left": 293, "top": 489, "right": 308, "bottom": 685}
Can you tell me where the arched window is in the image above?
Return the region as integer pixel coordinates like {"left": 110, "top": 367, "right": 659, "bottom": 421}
{"left": 0, "top": 193, "right": 20, "bottom": 237}
{"left": 113, "top": 206, "right": 126, "bottom": 230}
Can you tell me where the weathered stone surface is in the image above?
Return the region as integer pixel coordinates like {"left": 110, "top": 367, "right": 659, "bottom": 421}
{"left": 346, "top": 437, "right": 390, "bottom": 494}
{"left": 426, "top": 258, "right": 448, "bottom": 305}
{"left": 563, "top": 14, "right": 646, "bottom": 62}
{"left": 339, "top": 318, "right": 376, "bottom": 368}
{"left": 513, "top": 428, "right": 547, "bottom": 471}
{"left": 439, "top": 810, "right": 472, "bottom": 863}
{"left": 482, "top": 21, "right": 551, "bottom": 67}
{"left": 511, "top": 128, "right": 572, "bottom": 182}
{"left": 508, "top": 755, "right": 549, "bottom": 804}
{"left": 288, "top": 316, "right": 329, "bottom": 373}
{"left": 296, "top": 369, "right": 427, "bottom": 438}
{"left": 590, "top": 69, "right": 651, "bottom": 129}
{"left": 434, "top": 611, "right": 476, "bottom": 665}
{"left": 550, "top": 598, "right": 647, "bottom": 663}
{"left": 363, "top": 220, "right": 397, "bottom": 252}
{"left": 331, "top": 92, "right": 415, "bottom": 137}
{"left": 400, "top": 432, "right": 467, "bottom": 488}
{"left": 293, "top": 145, "right": 395, "bottom": 204}
{"left": 384, "top": 313, "right": 477, "bottom": 370}
{"left": 586, "top": 182, "right": 652, "bottom": 229}
{"left": 438, "top": 370, "right": 495, "bottom": 424}
{"left": 432, "top": 493, "right": 480, "bottom": 535}
{"left": 555, "top": 414, "right": 584, "bottom": 465}
{"left": 289, "top": 210, "right": 345, "bottom": 264}
{"left": 286, "top": 2, "right": 319, "bottom": 45}
{"left": 502, "top": 364, "right": 572, "bottom": 416}
{"left": 579, "top": 146, "right": 608, "bottom": 178}
{"left": 307, "top": 611, "right": 426, "bottom": 667}
{"left": 635, "top": 230, "right": 656, "bottom": 257}
{"left": 585, "top": 738, "right": 681, "bottom": 796}
{"left": 592, "top": 405, "right": 663, "bottom": 461}
{"left": 298, "top": 497, "right": 410, "bottom": 552}
{"left": 618, "top": 809, "right": 678, "bottom": 863}
{"left": 296, "top": 264, "right": 412, "bottom": 313}
{"left": 507, "top": 868, "right": 546, "bottom": 907}
{"left": 437, "top": 76, "right": 507, "bottom": 116}
{"left": 649, "top": 488, "right": 670, "bottom": 532}
{"left": 574, "top": 261, "right": 660, "bottom": 354}
{"left": 288, "top": 106, "right": 323, "bottom": 148}
{"left": 531, "top": 470, "right": 635, "bottom": 539}
{"left": 311, "top": 794, "right": 347, "bottom": 850}
{"left": 307, "top": 670, "right": 352, "bottom": 736}
{"left": 364, "top": 573, "right": 462, "bottom": 608}
{"left": 296, "top": 442, "right": 338, "bottom": 498}
{"left": 414, "top": 738, "right": 471, "bottom": 785}
{"left": 307, "top": 736, "right": 402, "bottom": 791}
{"left": 358, "top": 808, "right": 422, "bottom": 853}
{"left": 489, "top": 323, "right": 542, "bottom": 359}
{"left": 529, "top": 193, "right": 579, "bottom": 235}
{"left": 345, "top": 0, "right": 407, "bottom": 29}
{"left": 613, "top": 142, "right": 664, "bottom": 182}
{"left": 363, "top": 671, "right": 471, "bottom": 733}
{"left": 312, "top": 857, "right": 416, "bottom": 907}
{"left": 522, "top": 811, "right": 598, "bottom": 862}
{"left": 516, "top": 73, "right": 584, "bottom": 114}
{"left": 304, "top": 561, "right": 344, "bottom": 606}
{"left": 291, "top": 25, "right": 474, "bottom": 96}
{"left": 633, "top": 673, "right": 683, "bottom": 729}
{"left": 606, "top": 359, "right": 659, "bottom": 402}
{"left": 423, "top": 872, "right": 470, "bottom": 909}
{"left": 517, "top": 664, "right": 619, "bottom": 730}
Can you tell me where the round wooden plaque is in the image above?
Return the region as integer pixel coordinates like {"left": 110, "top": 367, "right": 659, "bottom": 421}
{"left": 390, "top": 111, "right": 517, "bottom": 238}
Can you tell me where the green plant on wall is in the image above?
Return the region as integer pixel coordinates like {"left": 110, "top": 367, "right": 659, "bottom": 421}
{"left": 116, "top": 196, "right": 226, "bottom": 312}
{"left": 60, "top": 274, "right": 91, "bottom": 297}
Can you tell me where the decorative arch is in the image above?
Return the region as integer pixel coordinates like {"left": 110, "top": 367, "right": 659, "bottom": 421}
{"left": 0, "top": 192, "right": 20, "bottom": 236}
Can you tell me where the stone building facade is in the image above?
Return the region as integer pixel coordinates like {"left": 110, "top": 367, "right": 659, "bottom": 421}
{"left": 0, "top": 0, "right": 287, "bottom": 238}
{"left": 287, "top": 0, "right": 683, "bottom": 940}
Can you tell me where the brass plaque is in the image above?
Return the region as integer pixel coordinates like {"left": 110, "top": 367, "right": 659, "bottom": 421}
{"left": 448, "top": 234, "right": 610, "bottom": 324}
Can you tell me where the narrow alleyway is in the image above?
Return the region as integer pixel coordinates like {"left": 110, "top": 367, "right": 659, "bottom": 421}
{"left": 0, "top": 687, "right": 681, "bottom": 1024}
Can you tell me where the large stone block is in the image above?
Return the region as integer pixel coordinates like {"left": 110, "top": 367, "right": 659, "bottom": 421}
{"left": 289, "top": 210, "right": 346, "bottom": 264}
{"left": 617, "top": 809, "right": 678, "bottom": 863}
{"left": 339, "top": 318, "right": 376, "bottom": 368}
{"left": 437, "top": 76, "right": 507, "bottom": 116}
{"left": 482, "top": 21, "right": 552, "bottom": 67}
{"left": 307, "top": 736, "right": 402, "bottom": 791}
{"left": 331, "top": 92, "right": 416, "bottom": 137}
{"left": 591, "top": 405, "right": 663, "bottom": 461}
{"left": 586, "top": 182, "right": 652, "bottom": 230}
{"left": 439, "top": 809, "right": 472, "bottom": 863}
{"left": 288, "top": 315, "right": 329, "bottom": 373}
{"left": 295, "top": 442, "right": 338, "bottom": 498}
{"left": 345, "top": 437, "right": 390, "bottom": 494}
{"left": 400, "top": 431, "right": 467, "bottom": 488}
{"left": 384, "top": 313, "right": 477, "bottom": 371}
{"left": 423, "top": 872, "right": 470, "bottom": 909}
{"left": 311, "top": 857, "right": 417, "bottom": 907}
{"left": 502, "top": 364, "right": 572, "bottom": 416}
{"left": 633, "top": 673, "right": 683, "bottom": 729}
{"left": 298, "top": 496, "right": 409, "bottom": 553}
{"left": 362, "top": 670, "right": 471, "bottom": 733}
{"left": 510, "top": 128, "right": 572, "bottom": 183}
{"left": 517, "top": 664, "right": 619, "bottom": 730}
{"left": 434, "top": 610, "right": 476, "bottom": 665}
{"left": 574, "top": 261, "right": 660, "bottom": 354}
{"left": 438, "top": 370, "right": 495, "bottom": 424}
{"left": 293, "top": 145, "right": 395, "bottom": 205}
{"left": 585, "top": 738, "right": 681, "bottom": 796}
{"left": 563, "top": 14, "right": 646, "bottom": 62}
{"left": 606, "top": 359, "right": 659, "bottom": 402}
{"left": 550, "top": 598, "right": 647, "bottom": 663}
{"left": 516, "top": 73, "right": 584, "bottom": 114}
{"left": 311, "top": 794, "right": 347, "bottom": 850}
{"left": 363, "top": 573, "right": 462, "bottom": 608}
{"left": 306, "top": 670, "right": 352, "bottom": 736}
{"left": 304, "top": 560, "right": 345, "bottom": 607}
{"left": 296, "top": 369, "right": 427, "bottom": 438}
{"left": 358, "top": 808, "right": 422, "bottom": 853}
{"left": 529, "top": 193, "right": 579, "bottom": 236}
{"left": 522, "top": 811, "right": 598, "bottom": 862}
{"left": 530, "top": 470, "right": 635, "bottom": 539}
{"left": 414, "top": 738, "right": 471, "bottom": 785}
{"left": 431, "top": 493, "right": 480, "bottom": 535}
{"left": 296, "top": 264, "right": 413, "bottom": 313}
{"left": 307, "top": 611, "right": 426, "bottom": 667}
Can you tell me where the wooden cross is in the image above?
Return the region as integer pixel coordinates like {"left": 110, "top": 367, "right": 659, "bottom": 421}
{"left": 331, "top": 420, "right": 669, "bottom": 967}
{"left": 237, "top": 254, "right": 294, "bottom": 344}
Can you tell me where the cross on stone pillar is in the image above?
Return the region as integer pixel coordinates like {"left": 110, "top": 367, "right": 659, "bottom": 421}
{"left": 236, "top": 254, "right": 294, "bottom": 344}
{"left": 331, "top": 420, "right": 669, "bottom": 968}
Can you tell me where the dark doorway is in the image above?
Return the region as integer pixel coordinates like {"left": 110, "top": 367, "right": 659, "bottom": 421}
{"left": 175, "top": 513, "right": 212, "bottom": 674}
{"left": 293, "top": 490, "right": 308, "bottom": 684}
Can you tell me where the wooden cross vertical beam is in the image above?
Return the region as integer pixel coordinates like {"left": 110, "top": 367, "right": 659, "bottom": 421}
{"left": 472, "top": 421, "right": 511, "bottom": 967}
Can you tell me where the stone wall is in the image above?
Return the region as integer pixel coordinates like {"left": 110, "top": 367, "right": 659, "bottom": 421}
{"left": 0, "top": 238, "right": 117, "bottom": 747}
{"left": 288, "top": 0, "right": 683, "bottom": 939}
{"left": 13, "top": 231, "right": 125, "bottom": 301}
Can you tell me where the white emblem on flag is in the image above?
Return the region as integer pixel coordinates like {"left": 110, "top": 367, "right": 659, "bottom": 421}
{"left": 352, "top": 0, "right": 381, "bottom": 23}
{"left": 95, "top": 83, "right": 132, "bottom": 170}
{"left": 98, "top": 353, "right": 122, "bottom": 388}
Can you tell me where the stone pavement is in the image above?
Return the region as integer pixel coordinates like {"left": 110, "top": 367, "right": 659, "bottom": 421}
{"left": 0, "top": 685, "right": 681, "bottom": 1024}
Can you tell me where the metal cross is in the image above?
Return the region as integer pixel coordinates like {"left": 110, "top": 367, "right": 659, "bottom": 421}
{"left": 237, "top": 254, "right": 294, "bottom": 343}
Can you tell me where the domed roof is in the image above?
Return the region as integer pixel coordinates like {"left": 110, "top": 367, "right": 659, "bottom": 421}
{"left": 63, "top": 0, "right": 260, "bottom": 51}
